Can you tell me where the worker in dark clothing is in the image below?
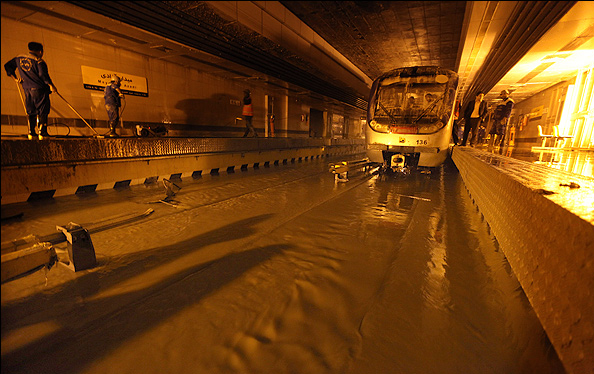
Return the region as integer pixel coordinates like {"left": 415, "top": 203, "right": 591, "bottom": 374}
{"left": 4, "top": 41, "right": 58, "bottom": 140}
{"left": 104, "top": 75, "right": 124, "bottom": 137}
{"left": 242, "top": 89, "right": 258, "bottom": 137}
{"left": 462, "top": 91, "right": 488, "bottom": 146}
{"left": 451, "top": 100, "right": 461, "bottom": 145}
{"left": 488, "top": 89, "right": 514, "bottom": 153}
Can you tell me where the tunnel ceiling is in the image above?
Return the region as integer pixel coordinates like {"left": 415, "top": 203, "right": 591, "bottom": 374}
{"left": 279, "top": 1, "right": 467, "bottom": 80}
{"left": 66, "top": 0, "right": 370, "bottom": 110}
{"left": 64, "top": 0, "right": 467, "bottom": 108}
{"left": 277, "top": 1, "right": 579, "bottom": 107}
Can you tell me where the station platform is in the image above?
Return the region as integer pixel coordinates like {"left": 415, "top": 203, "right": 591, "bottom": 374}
{"left": 1, "top": 136, "right": 365, "bottom": 205}
{"left": 452, "top": 146, "right": 594, "bottom": 374}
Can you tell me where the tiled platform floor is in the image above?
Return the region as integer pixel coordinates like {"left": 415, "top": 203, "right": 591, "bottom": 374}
{"left": 459, "top": 146, "right": 593, "bottom": 224}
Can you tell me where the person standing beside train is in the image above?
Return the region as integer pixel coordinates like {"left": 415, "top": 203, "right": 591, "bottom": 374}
{"left": 488, "top": 89, "right": 514, "bottom": 153}
{"left": 4, "top": 41, "right": 58, "bottom": 140}
{"left": 461, "top": 91, "right": 487, "bottom": 146}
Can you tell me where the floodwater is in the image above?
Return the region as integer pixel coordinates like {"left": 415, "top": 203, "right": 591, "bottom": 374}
{"left": 1, "top": 155, "right": 565, "bottom": 374}
{"left": 511, "top": 148, "right": 594, "bottom": 178}
{"left": 476, "top": 142, "right": 594, "bottom": 178}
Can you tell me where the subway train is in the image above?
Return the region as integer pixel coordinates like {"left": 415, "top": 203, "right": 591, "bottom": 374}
{"left": 365, "top": 66, "right": 459, "bottom": 174}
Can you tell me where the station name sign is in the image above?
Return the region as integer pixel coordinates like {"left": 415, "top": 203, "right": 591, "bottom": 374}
{"left": 81, "top": 66, "right": 148, "bottom": 97}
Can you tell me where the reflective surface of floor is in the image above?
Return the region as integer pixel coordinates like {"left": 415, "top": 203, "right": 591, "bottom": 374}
{"left": 1, "top": 156, "right": 565, "bottom": 374}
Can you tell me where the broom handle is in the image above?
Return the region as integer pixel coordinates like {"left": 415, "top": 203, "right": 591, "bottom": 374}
{"left": 55, "top": 91, "right": 99, "bottom": 135}
{"left": 14, "top": 80, "right": 28, "bottom": 115}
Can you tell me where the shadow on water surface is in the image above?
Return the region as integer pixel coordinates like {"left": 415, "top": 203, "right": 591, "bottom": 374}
{"left": 2, "top": 214, "right": 292, "bottom": 374}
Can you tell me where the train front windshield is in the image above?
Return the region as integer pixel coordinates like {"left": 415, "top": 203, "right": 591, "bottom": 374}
{"left": 368, "top": 68, "right": 457, "bottom": 134}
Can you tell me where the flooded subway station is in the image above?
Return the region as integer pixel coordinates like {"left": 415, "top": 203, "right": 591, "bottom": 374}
{"left": 2, "top": 1, "right": 594, "bottom": 373}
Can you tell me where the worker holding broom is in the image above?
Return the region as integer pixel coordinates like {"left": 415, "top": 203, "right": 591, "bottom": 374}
{"left": 4, "top": 41, "right": 57, "bottom": 140}
{"left": 104, "top": 75, "right": 124, "bottom": 137}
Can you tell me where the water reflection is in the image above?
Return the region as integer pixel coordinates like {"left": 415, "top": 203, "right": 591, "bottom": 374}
{"left": 368, "top": 166, "right": 452, "bottom": 312}
{"left": 352, "top": 161, "right": 565, "bottom": 373}
{"left": 369, "top": 170, "right": 434, "bottom": 219}
{"left": 529, "top": 149, "right": 593, "bottom": 177}
{"left": 466, "top": 145, "right": 594, "bottom": 223}
{"left": 422, "top": 166, "right": 450, "bottom": 313}
{"left": 489, "top": 145, "right": 594, "bottom": 178}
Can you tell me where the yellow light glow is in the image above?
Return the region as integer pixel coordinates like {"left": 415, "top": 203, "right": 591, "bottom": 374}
{"left": 558, "top": 84, "right": 575, "bottom": 136}
{"left": 555, "top": 62, "right": 594, "bottom": 150}
{"left": 547, "top": 50, "right": 594, "bottom": 73}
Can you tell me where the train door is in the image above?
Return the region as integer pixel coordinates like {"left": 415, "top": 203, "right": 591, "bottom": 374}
{"left": 309, "top": 108, "right": 324, "bottom": 137}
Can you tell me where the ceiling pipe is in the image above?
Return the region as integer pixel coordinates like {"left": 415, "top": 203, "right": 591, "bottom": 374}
{"left": 461, "top": 1, "right": 576, "bottom": 110}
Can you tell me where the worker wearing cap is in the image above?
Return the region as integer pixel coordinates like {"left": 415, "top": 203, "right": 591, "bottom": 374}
{"left": 4, "top": 41, "right": 58, "bottom": 140}
{"left": 104, "top": 75, "right": 124, "bottom": 137}
{"left": 488, "top": 89, "right": 514, "bottom": 153}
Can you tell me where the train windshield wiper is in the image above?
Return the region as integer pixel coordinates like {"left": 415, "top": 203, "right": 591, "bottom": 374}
{"left": 378, "top": 101, "right": 398, "bottom": 123}
{"left": 412, "top": 94, "right": 444, "bottom": 125}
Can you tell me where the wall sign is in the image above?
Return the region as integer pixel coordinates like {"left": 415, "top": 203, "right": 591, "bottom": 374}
{"left": 529, "top": 105, "right": 544, "bottom": 120}
{"left": 81, "top": 66, "right": 148, "bottom": 97}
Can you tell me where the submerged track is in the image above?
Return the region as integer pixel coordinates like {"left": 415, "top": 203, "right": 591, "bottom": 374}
{"left": 1, "top": 155, "right": 564, "bottom": 374}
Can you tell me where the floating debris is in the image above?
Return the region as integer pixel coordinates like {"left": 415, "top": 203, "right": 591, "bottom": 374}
{"left": 559, "top": 182, "right": 580, "bottom": 189}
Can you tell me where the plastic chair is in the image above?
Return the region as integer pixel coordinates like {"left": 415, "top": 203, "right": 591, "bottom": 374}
{"left": 553, "top": 125, "right": 573, "bottom": 148}
{"left": 537, "top": 125, "right": 554, "bottom": 147}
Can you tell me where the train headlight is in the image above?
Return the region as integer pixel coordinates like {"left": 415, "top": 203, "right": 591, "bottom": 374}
{"left": 417, "top": 122, "right": 443, "bottom": 134}
{"left": 369, "top": 120, "right": 390, "bottom": 133}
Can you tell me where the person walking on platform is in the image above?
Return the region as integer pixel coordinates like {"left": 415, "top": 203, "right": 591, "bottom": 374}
{"left": 4, "top": 42, "right": 58, "bottom": 140}
{"left": 462, "top": 91, "right": 487, "bottom": 146}
{"left": 104, "top": 75, "right": 124, "bottom": 137}
{"left": 488, "top": 89, "right": 514, "bottom": 153}
{"left": 242, "top": 89, "right": 258, "bottom": 137}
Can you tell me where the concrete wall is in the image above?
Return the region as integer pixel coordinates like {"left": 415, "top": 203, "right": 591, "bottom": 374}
{"left": 1, "top": 16, "right": 365, "bottom": 138}
{"left": 452, "top": 146, "right": 594, "bottom": 374}
{"left": 506, "top": 80, "right": 574, "bottom": 152}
